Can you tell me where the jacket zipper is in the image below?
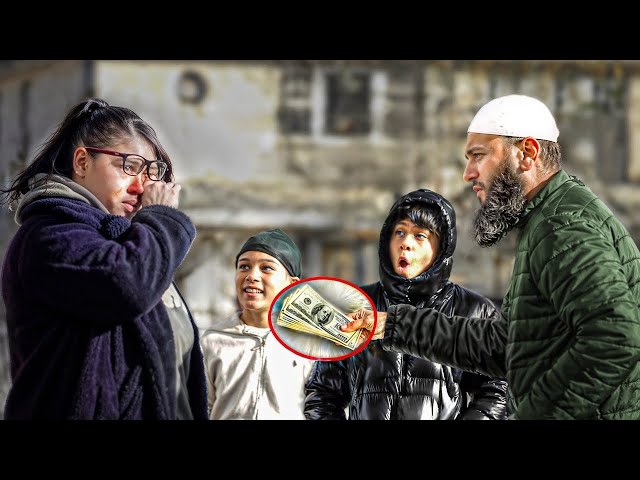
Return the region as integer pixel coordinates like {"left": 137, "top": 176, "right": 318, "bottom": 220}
{"left": 208, "top": 326, "right": 268, "bottom": 419}
{"left": 247, "top": 329, "right": 268, "bottom": 420}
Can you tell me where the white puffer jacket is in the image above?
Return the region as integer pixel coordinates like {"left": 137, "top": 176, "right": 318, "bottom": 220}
{"left": 200, "top": 312, "right": 315, "bottom": 420}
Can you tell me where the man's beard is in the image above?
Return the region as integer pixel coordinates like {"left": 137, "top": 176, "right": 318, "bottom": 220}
{"left": 473, "top": 157, "right": 527, "bottom": 247}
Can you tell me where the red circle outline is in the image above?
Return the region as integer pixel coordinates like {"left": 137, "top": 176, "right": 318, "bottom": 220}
{"left": 268, "top": 276, "right": 377, "bottom": 361}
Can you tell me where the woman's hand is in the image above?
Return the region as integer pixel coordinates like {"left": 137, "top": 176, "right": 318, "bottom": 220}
{"left": 141, "top": 180, "right": 181, "bottom": 209}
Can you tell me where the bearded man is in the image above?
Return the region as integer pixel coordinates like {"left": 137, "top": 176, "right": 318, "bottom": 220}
{"left": 342, "top": 94, "right": 640, "bottom": 420}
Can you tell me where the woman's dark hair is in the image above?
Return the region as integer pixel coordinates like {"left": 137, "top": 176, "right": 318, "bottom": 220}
{"left": 388, "top": 203, "right": 443, "bottom": 241}
{"left": 0, "top": 98, "right": 174, "bottom": 206}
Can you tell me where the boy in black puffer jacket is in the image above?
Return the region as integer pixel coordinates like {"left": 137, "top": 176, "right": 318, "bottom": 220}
{"left": 304, "top": 189, "right": 508, "bottom": 420}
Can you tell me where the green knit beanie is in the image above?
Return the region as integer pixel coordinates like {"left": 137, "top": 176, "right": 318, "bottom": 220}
{"left": 235, "top": 228, "right": 302, "bottom": 277}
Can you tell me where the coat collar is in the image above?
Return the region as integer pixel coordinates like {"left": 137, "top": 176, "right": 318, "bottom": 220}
{"left": 517, "top": 170, "right": 581, "bottom": 228}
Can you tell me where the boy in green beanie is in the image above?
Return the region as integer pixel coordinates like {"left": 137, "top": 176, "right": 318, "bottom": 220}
{"left": 200, "top": 229, "right": 315, "bottom": 419}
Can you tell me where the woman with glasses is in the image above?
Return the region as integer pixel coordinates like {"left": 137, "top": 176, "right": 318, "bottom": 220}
{"left": 0, "top": 98, "right": 208, "bottom": 419}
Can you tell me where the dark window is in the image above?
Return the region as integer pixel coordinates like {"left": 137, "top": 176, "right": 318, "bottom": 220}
{"left": 325, "top": 72, "right": 371, "bottom": 135}
{"left": 277, "top": 68, "right": 312, "bottom": 134}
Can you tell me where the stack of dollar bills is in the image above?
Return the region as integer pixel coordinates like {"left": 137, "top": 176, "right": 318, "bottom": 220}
{"left": 277, "top": 284, "right": 361, "bottom": 350}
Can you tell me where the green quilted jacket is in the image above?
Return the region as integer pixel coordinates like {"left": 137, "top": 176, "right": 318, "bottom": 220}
{"left": 383, "top": 170, "right": 640, "bottom": 419}
{"left": 504, "top": 169, "right": 640, "bottom": 419}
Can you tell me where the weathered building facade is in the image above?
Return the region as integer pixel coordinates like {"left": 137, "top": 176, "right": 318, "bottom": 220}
{"left": 1, "top": 59, "right": 639, "bottom": 417}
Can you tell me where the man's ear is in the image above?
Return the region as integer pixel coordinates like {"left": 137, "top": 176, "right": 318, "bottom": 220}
{"left": 289, "top": 276, "right": 300, "bottom": 284}
{"left": 519, "top": 137, "right": 540, "bottom": 172}
{"left": 72, "top": 147, "right": 90, "bottom": 178}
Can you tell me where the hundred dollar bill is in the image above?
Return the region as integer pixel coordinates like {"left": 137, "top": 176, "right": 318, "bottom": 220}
{"left": 278, "top": 302, "right": 357, "bottom": 348}
{"left": 278, "top": 284, "right": 361, "bottom": 349}
{"left": 277, "top": 314, "right": 332, "bottom": 339}
{"left": 278, "top": 293, "right": 339, "bottom": 340}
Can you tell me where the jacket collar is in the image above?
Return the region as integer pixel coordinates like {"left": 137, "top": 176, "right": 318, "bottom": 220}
{"left": 15, "top": 173, "right": 109, "bottom": 225}
{"left": 517, "top": 170, "right": 578, "bottom": 228}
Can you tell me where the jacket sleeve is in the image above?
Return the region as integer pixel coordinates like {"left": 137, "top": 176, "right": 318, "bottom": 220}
{"left": 304, "top": 360, "right": 350, "bottom": 420}
{"left": 458, "top": 373, "right": 508, "bottom": 420}
{"left": 517, "top": 218, "right": 640, "bottom": 419}
{"left": 382, "top": 304, "right": 508, "bottom": 379}
{"left": 457, "top": 303, "right": 508, "bottom": 420}
{"left": 200, "top": 336, "right": 217, "bottom": 418}
{"left": 22, "top": 204, "right": 196, "bottom": 324}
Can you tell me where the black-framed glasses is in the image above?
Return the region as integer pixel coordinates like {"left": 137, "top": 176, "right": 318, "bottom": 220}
{"left": 84, "top": 147, "right": 168, "bottom": 181}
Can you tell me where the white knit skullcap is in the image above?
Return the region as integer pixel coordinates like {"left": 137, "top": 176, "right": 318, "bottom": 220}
{"left": 467, "top": 94, "right": 559, "bottom": 142}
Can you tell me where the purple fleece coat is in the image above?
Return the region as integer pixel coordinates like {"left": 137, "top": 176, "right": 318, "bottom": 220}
{"left": 1, "top": 197, "right": 208, "bottom": 419}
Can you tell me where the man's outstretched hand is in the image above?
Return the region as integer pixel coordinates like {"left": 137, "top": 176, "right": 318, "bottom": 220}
{"left": 341, "top": 308, "right": 387, "bottom": 346}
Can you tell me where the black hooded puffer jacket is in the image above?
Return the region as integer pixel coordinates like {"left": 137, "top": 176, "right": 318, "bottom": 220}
{"left": 304, "top": 189, "right": 508, "bottom": 420}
